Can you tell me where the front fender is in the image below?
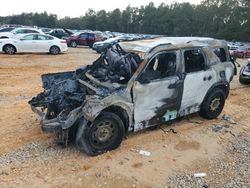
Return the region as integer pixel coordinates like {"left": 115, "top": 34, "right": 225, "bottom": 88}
{"left": 82, "top": 95, "right": 133, "bottom": 126}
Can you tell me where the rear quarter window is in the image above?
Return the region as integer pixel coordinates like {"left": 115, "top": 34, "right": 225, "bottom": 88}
{"left": 213, "top": 48, "right": 228, "bottom": 62}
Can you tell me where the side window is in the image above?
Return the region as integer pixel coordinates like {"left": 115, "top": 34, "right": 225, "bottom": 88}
{"left": 36, "top": 35, "right": 47, "bottom": 40}
{"left": 15, "top": 29, "right": 25, "bottom": 34}
{"left": 184, "top": 49, "right": 206, "bottom": 73}
{"left": 45, "top": 36, "right": 53, "bottom": 40}
{"left": 25, "top": 29, "right": 39, "bottom": 34}
{"left": 22, "top": 35, "right": 34, "bottom": 40}
{"left": 214, "top": 48, "right": 227, "bottom": 62}
{"left": 80, "top": 33, "right": 88, "bottom": 39}
{"left": 140, "top": 52, "right": 176, "bottom": 82}
{"left": 89, "top": 34, "right": 95, "bottom": 39}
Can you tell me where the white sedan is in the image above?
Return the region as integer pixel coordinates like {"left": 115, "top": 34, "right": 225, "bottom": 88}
{"left": 0, "top": 27, "right": 44, "bottom": 39}
{"left": 0, "top": 34, "right": 68, "bottom": 55}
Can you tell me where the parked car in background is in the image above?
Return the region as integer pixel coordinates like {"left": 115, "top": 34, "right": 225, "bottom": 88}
{"left": 239, "top": 59, "right": 250, "bottom": 85}
{"left": 228, "top": 46, "right": 238, "bottom": 56}
{"left": 65, "top": 32, "right": 104, "bottom": 48}
{"left": 39, "top": 27, "right": 52, "bottom": 33}
{"left": 0, "top": 27, "right": 44, "bottom": 39}
{"left": 233, "top": 46, "right": 250, "bottom": 58}
{"left": 0, "top": 27, "right": 16, "bottom": 33}
{"left": 92, "top": 36, "right": 133, "bottom": 53}
{"left": 47, "top": 29, "right": 73, "bottom": 39}
{"left": 0, "top": 33, "right": 67, "bottom": 55}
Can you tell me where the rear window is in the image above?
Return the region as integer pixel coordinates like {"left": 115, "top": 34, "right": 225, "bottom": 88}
{"left": 25, "top": 29, "right": 39, "bottom": 34}
{"left": 89, "top": 33, "right": 95, "bottom": 39}
{"left": 214, "top": 48, "right": 227, "bottom": 62}
{"left": 184, "top": 49, "right": 206, "bottom": 73}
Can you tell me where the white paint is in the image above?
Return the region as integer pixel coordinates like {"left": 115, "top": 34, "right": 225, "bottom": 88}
{"left": 180, "top": 69, "right": 217, "bottom": 115}
{"left": 133, "top": 76, "right": 179, "bottom": 129}
{"left": 0, "top": 34, "right": 68, "bottom": 53}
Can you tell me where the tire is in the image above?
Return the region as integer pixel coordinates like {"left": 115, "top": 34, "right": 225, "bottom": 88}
{"left": 70, "top": 41, "right": 77, "bottom": 48}
{"left": 88, "top": 42, "right": 94, "bottom": 48}
{"left": 76, "top": 112, "right": 125, "bottom": 156}
{"left": 199, "top": 88, "right": 226, "bottom": 119}
{"left": 49, "top": 46, "right": 60, "bottom": 55}
{"left": 3, "top": 44, "right": 16, "bottom": 55}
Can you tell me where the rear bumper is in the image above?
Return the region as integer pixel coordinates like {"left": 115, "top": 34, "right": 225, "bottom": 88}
{"left": 31, "top": 105, "right": 83, "bottom": 133}
{"left": 60, "top": 45, "right": 68, "bottom": 52}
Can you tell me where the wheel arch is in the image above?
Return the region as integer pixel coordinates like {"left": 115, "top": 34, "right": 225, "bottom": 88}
{"left": 49, "top": 45, "right": 61, "bottom": 53}
{"left": 203, "top": 82, "right": 230, "bottom": 102}
{"left": 2, "top": 43, "right": 17, "bottom": 52}
{"left": 98, "top": 105, "right": 130, "bottom": 134}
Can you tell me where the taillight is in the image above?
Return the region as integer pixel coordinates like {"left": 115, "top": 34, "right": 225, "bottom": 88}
{"left": 60, "top": 40, "right": 66, "bottom": 43}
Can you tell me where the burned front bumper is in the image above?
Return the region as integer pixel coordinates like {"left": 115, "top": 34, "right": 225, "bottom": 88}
{"left": 31, "top": 105, "right": 83, "bottom": 133}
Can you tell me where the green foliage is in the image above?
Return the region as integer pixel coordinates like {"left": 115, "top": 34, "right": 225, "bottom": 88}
{"left": 0, "top": 0, "right": 249, "bottom": 41}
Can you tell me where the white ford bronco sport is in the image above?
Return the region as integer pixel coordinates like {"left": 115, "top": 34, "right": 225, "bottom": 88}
{"left": 29, "top": 37, "right": 235, "bottom": 155}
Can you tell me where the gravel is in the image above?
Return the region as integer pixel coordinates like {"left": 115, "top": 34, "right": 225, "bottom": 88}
{"left": 0, "top": 141, "right": 78, "bottom": 167}
{"left": 164, "top": 133, "right": 250, "bottom": 188}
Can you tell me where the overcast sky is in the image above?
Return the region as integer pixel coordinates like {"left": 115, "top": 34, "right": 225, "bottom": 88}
{"left": 1, "top": 0, "right": 202, "bottom": 18}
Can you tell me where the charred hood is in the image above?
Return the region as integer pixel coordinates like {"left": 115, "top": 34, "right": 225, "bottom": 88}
{"left": 28, "top": 45, "right": 142, "bottom": 119}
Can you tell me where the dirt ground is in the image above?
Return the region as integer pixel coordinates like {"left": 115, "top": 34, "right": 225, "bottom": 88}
{"left": 0, "top": 48, "right": 249, "bottom": 188}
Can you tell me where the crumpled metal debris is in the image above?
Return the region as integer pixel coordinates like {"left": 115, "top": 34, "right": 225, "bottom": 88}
{"left": 29, "top": 45, "right": 142, "bottom": 120}
{"left": 222, "top": 114, "right": 236, "bottom": 124}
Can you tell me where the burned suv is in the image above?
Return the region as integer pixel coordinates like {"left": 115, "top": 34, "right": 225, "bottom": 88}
{"left": 29, "top": 37, "right": 235, "bottom": 156}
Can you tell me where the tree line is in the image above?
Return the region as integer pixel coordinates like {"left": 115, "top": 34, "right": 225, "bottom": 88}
{"left": 0, "top": 0, "right": 249, "bottom": 41}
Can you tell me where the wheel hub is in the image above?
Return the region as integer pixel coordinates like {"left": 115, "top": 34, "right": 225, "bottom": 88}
{"left": 210, "top": 97, "right": 220, "bottom": 112}
{"left": 95, "top": 122, "right": 113, "bottom": 142}
{"left": 6, "top": 47, "right": 14, "bottom": 54}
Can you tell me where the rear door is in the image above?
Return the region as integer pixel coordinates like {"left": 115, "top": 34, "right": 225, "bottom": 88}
{"left": 33, "top": 34, "right": 53, "bottom": 52}
{"left": 179, "top": 48, "right": 216, "bottom": 116}
{"left": 132, "top": 51, "right": 184, "bottom": 131}
{"left": 78, "top": 33, "right": 88, "bottom": 45}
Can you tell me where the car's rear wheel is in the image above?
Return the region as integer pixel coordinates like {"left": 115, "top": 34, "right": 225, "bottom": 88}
{"left": 199, "top": 88, "right": 226, "bottom": 119}
{"left": 3, "top": 44, "right": 16, "bottom": 55}
{"left": 50, "top": 46, "right": 60, "bottom": 55}
{"left": 76, "top": 112, "right": 125, "bottom": 156}
{"left": 70, "top": 41, "right": 77, "bottom": 48}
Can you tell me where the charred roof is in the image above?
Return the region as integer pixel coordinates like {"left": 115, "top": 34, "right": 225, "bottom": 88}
{"left": 119, "top": 37, "right": 228, "bottom": 53}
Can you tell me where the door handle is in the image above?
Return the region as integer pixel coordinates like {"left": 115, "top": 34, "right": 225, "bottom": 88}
{"left": 203, "top": 75, "right": 212, "bottom": 81}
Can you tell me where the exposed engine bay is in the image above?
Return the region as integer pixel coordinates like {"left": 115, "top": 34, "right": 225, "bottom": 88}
{"left": 28, "top": 45, "right": 142, "bottom": 120}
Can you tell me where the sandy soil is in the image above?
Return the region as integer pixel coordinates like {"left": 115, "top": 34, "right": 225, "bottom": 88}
{"left": 0, "top": 48, "right": 249, "bottom": 188}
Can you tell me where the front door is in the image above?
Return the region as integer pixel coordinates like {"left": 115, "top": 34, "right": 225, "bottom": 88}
{"left": 18, "top": 34, "right": 37, "bottom": 52}
{"left": 132, "top": 51, "right": 184, "bottom": 131}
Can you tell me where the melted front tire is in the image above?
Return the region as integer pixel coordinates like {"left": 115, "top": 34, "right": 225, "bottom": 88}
{"left": 76, "top": 112, "right": 125, "bottom": 156}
